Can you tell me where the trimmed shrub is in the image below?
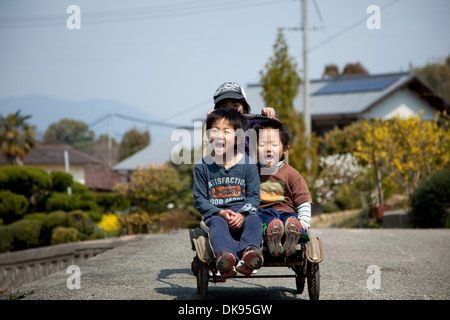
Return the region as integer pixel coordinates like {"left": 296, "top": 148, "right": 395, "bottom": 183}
{"left": 0, "top": 166, "right": 52, "bottom": 198}
{"left": 45, "top": 192, "right": 78, "bottom": 212}
{"left": 95, "top": 192, "right": 130, "bottom": 213}
{"left": 9, "top": 219, "right": 43, "bottom": 250}
{"left": 51, "top": 171, "right": 73, "bottom": 192}
{"left": 67, "top": 210, "right": 94, "bottom": 236}
{"left": 51, "top": 226, "right": 81, "bottom": 245}
{"left": 23, "top": 212, "right": 47, "bottom": 222}
{"left": 0, "top": 225, "right": 13, "bottom": 253}
{"left": 409, "top": 169, "right": 450, "bottom": 228}
{"left": 0, "top": 190, "right": 29, "bottom": 224}
{"left": 44, "top": 210, "right": 68, "bottom": 229}
{"left": 85, "top": 210, "right": 102, "bottom": 223}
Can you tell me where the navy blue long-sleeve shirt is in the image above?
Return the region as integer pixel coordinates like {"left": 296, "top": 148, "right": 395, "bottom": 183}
{"left": 193, "top": 154, "right": 260, "bottom": 219}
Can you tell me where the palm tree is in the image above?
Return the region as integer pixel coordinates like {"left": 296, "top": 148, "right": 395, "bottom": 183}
{"left": 0, "top": 111, "right": 37, "bottom": 166}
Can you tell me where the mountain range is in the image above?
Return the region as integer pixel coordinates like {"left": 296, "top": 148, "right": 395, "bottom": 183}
{"left": 0, "top": 94, "right": 177, "bottom": 143}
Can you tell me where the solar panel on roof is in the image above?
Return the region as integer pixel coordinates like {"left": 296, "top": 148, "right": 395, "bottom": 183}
{"left": 312, "top": 76, "right": 398, "bottom": 95}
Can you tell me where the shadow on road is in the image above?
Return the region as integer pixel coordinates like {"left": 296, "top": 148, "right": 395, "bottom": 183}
{"left": 154, "top": 268, "right": 306, "bottom": 300}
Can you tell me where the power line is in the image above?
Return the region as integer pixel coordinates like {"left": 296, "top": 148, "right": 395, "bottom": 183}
{"left": 295, "top": 0, "right": 402, "bottom": 58}
{"left": 88, "top": 112, "right": 189, "bottom": 129}
{"left": 0, "top": 0, "right": 290, "bottom": 29}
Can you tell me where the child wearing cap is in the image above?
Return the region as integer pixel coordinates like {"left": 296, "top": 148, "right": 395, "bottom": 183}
{"left": 253, "top": 118, "right": 312, "bottom": 257}
{"left": 211, "top": 82, "right": 275, "bottom": 158}
{"left": 193, "top": 108, "right": 264, "bottom": 278}
{"left": 212, "top": 81, "right": 275, "bottom": 118}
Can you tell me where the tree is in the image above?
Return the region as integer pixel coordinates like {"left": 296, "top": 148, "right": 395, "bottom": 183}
{"left": 354, "top": 113, "right": 450, "bottom": 200}
{"left": 342, "top": 62, "right": 369, "bottom": 75}
{"left": 322, "top": 121, "right": 369, "bottom": 156}
{"left": 0, "top": 111, "right": 37, "bottom": 166}
{"left": 322, "top": 64, "right": 339, "bottom": 78}
{"left": 114, "top": 164, "right": 185, "bottom": 213}
{"left": 118, "top": 127, "right": 150, "bottom": 161}
{"left": 89, "top": 134, "right": 119, "bottom": 167}
{"left": 43, "top": 118, "right": 95, "bottom": 152}
{"left": 259, "top": 28, "right": 320, "bottom": 180}
{"left": 321, "top": 62, "right": 369, "bottom": 78}
{"left": 414, "top": 55, "right": 450, "bottom": 102}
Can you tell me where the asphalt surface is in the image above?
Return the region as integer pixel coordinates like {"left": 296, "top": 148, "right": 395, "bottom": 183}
{"left": 5, "top": 228, "right": 450, "bottom": 300}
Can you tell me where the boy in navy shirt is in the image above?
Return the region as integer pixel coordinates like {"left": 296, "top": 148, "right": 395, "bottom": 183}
{"left": 193, "top": 108, "right": 263, "bottom": 278}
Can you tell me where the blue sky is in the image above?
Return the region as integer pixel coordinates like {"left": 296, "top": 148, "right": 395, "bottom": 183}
{"left": 1, "top": 0, "right": 449, "bottom": 141}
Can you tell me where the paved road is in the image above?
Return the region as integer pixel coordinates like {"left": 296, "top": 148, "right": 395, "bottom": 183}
{"left": 7, "top": 228, "right": 450, "bottom": 300}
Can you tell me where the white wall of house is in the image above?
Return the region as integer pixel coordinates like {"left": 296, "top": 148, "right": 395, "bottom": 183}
{"left": 363, "top": 88, "right": 437, "bottom": 121}
{"left": 37, "top": 164, "right": 86, "bottom": 184}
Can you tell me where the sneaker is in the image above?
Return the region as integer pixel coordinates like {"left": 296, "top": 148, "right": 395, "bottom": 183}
{"left": 236, "top": 247, "right": 264, "bottom": 276}
{"left": 283, "top": 217, "right": 302, "bottom": 256}
{"left": 265, "top": 219, "right": 284, "bottom": 257}
{"left": 216, "top": 250, "right": 237, "bottom": 278}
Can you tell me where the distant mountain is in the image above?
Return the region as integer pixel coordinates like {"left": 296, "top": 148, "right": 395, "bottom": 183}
{"left": 0, "top": 94, "right": 175, "bottom": 143}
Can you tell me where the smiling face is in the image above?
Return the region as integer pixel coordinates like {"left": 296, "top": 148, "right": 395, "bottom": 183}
{"left": 209, "top": 118, "right": 237, "bottom": 160}
{"left": 257, "top": 128, "right": 289, "bottom": 167}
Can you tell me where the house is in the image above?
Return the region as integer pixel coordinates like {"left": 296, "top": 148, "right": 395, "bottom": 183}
{"left": 246, "top": 72, "right": 450, "bottom": 136}
{"left": 113, "top": 124, "right": 202, "bottom": 173}
{"left": 0, "top": 144, "right": 120, "bottom": 191}
{"left": 112, "top": 71, "right": 450, "bottom": 172}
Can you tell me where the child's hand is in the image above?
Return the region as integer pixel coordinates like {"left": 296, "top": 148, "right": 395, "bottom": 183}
{"left": 261, "top": 107, "right": 275, "bottom": 118}
{"left": 228, "top": 212, "right": 245, "bottom": 230}
{"left": 217, "top": 209, "right": 235, "bottom": 222}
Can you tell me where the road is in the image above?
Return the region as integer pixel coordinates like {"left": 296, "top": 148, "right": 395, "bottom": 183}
{"left": 6, "top": 228, "right": 450, "bottom": 300}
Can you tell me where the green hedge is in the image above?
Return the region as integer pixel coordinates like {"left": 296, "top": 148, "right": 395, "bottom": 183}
{"left": 409, "top": 169, "right": 450, "bottom": 228}
{"left": 0, "top": 225, "right": 13, "bottom": 252}
{"left": 51, "top": 226, "right": 81, "bottom": 245}
{"left": 0, "top": 190, "right": 29, "bottom": 224}
{"left": 51, "top": 171, "right": 73, "bottom": 192}
{"left": 0, "top": 166, "right": 52, "bottom": 198}
{"left": 9, "top": 219, "right": 43, "bottom": 250}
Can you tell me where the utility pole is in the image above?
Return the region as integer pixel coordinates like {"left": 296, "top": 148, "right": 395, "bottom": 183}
{"left": 108, "top": 113, "right": 112, "bottom": 168}
{"left": 302, "top": 0, "right": 311, "bottom": 139}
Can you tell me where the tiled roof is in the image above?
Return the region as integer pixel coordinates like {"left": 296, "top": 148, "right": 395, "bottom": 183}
{"left": 0, "top": 144, "right": 102, "bottom": 166}
{"left": 246, "top": 72, "right": 450, "bottom": 117}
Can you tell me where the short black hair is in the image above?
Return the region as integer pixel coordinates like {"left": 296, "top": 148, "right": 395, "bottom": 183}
{"left": 253, "top": 118, "right": 290, "bottom": 151}
{"left": 214, "top": 98, "right": 251, "bottom": 114}
{"left": 206, "top": 108, "right": 247, "bottom": 132}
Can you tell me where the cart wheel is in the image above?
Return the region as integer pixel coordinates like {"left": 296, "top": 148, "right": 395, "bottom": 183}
{"left": 197, "top": 261, "right": 209, "bottom": 300}
{"left": 307, "top": 262, "right": 320, "bottom": 300}
{"left": 295, "top": 272, "right": 306, "bottom": 294}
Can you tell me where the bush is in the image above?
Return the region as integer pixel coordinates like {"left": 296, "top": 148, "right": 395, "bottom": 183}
{"left": 51, "top": 171, "right": 73, "bottom": 192}
{"left": 118, "top": 210, "right": 158, "bottom": 235}
{"left": 45, "top": 192, "right": 78, "bottom": 212}
{"left": 44, "top": 210, "right": 68, "bottom": 229}
{"left": 9, "top": 219, "right": 43, "bottom": 250}
{"left": 0, "top": 225, "right": 13, "bottom": 253}
{"left": 51, "top": 226, "right": 81, "bottom": 245}
{"left": 0, "top": 190, "right": 29, "bottom": 224}
{"left": 23, "top": 212, "right": 47, "bottom": 222}
{"left": 67, "top": 210, "right": 94, "bottom": 236}
{"left": 0, "top": 166, "right": 52, "bottom": 198}
{"left": 322, "top": 201, "right": 340, "bottom": 213}
{"left": 95, "top": 192, "right": 130, "bottom": 213}
{"left": 409, "top": 169, "right": 450, "bottom": 228}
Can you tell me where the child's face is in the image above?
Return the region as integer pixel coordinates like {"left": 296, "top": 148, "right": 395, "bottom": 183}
{"left": 216, "top": 99, "right": 244, "bottom": 114}
{"left": 209, "top": 118, "right": 237, "bottom": 159}
{"left": 257, "top": 128, "right": 288, "bottom": 167}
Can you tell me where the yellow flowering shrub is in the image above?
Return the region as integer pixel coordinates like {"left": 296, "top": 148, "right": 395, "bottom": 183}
{"left": 97, "top": 213, "right": 120, "bottom": 232}
{"left": 355, "top": 112, "right": 450, "bottom": 197}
